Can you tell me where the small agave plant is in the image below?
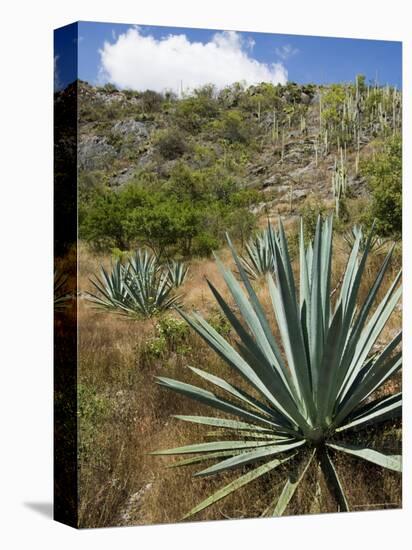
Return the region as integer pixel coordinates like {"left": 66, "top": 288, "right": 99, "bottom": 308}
{"left": 86, "top": 250, "right": 181, "bottom": 318}
{"left": 54, "top": 269, "right": 72, "bottom": 310}
{"left": 239, "top": 226, "right": 276, "bottom": 280}
{"left": 343, "top": 224, "right": 387, "bottom": 255}
{"left": 153, "top": 217, "right": 402, "bottom": 518}
{"left": 167, "top": 260, "right": 189, "bottom": 289}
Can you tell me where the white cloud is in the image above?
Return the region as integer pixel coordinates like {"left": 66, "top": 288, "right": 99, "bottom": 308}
{"left": 99, "top": 28, "right": 287, "bottom": 92}
{"left": 275, "top": 44, "right": 299, "bottom": 60}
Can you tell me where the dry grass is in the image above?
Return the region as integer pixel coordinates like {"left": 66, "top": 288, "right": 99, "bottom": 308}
{"left": 77, "top": 228, "right": 401, "bottom": 528}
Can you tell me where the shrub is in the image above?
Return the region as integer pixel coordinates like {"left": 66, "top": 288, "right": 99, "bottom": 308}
{"left": 142, "top": 315, "right": 191, "bottom": 361}
{"left": 192, "top": 233, "right": 219, "bottom": 257}
{"left": 213, "top": 110, "right": 255, "bottom": 144}
{"left": 173, "top": 90, "right": 219, "bottom": 132}
{"left": 300, "top": 196, "right": 328, "bottom": 242}
{"left": 153, "top": 217, "right": 401, "bottom": 518}
{"left": 141, "top": 90, "right": 164, "bottom": 113}
{"left": 102, "top": 83, "right": 118, "bottom": 94}
{"left": 362, "top": 135, "right": 401, "bottom": 237}
{"left": 155, "top": 128, "right": 188, "bottom": 160}
{"left": 78, "top": 384, "right": 111, "bottom": 462}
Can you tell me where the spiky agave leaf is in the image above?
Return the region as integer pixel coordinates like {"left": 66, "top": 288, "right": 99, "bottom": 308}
{"left": 54, "top": 269, "right": 72, "bottom": 310}
{"left": 123, "top": 268, "right": 181, "bottom": 318}
{"left": 167, "top": 260, "right": 189, "bottom": 288}
{"left": 129, "top": 249, "right": 159, "bottom": 277}
{"left": 153, "top": 216, "right": 402, "bottom": 518}
{"left": 86, "top": 258, "right": 131, "bottom": 312}
{"left": 239, "top": 226, "right": 277, "bottom": 280}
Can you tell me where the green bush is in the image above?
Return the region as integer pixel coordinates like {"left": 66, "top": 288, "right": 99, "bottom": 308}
{"left": 300, "top": 197, "right": 328, "bottom": 242}
{"left": 173, "top": 89, "right": 219, "bottom": 132}
{"left": 78, "top": 384, "right": 111, "bottom": 462}
{"left": 155, "top": 128, "right": 189, "bottom": 160}
{"left": 361, "top": 135, "right": 401, "bottom": 237}
{"left": 141, "top": 90, "right": 164, "bottom": 113}
{"left": 142, "top": 315, "right": 191, "bottom": 361}
{"left": 212, "top": 110, "right": 256, "bottom": 144}
{"left": 192, "top": 233, "right": 220, "bottom": 257}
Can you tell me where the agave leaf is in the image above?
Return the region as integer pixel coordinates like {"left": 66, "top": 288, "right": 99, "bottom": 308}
{"left": 187, "top": 366, "right": 291, "bottom": 428}
{"left": 336, "top": 393, "right": 402, "bottom": 432}
{"left": 345, "top": 390, "right": 401, "bottom": 420}
{"left": 332, "top": 246, "right": 394, "bottom": 397}
{"left": 319, "top": 448, "right": 350, "bottom": 512}
{"left": 263, "top": 449, "right": 316, "bottom": 516}
{"left": 335, "top": 333, "right": 402, "bottom": 425}
{"left": 205, "top": 431, "right": 291, "bottom": 440}
{"left": 299, "top": 219, "right": 310, "bottom": 310}
{"left": 172, "top": 415, "right": 275, "bottom": 433}
{"left": 309, "top": 216, "right": 325, "bottom": 401}
{"left": 167, "top": 450, "right": 245, "bottom": 468}
{"left": 167, "top": 260, "right": 189, "bottom": 288}
{"left": 340, "top": 224, "right": 376, "bottom": 326}
{"left": 214, "top": 254, "right": 289, "bottom": 381}
{"left": 182, "top": 454, "right": 295, "bottom": 519}
{"left": 337, "top": 272, "right": 401, "bottom": 405}
{"left": 224, "top": 237, "right": 296, "bottom": 391}
{"left": 156, "top": 376, "right": 282, "bottom": 429}
{"left": 179, "top": 308, "right": 304, "bottom": 428}
{"left": 327, "top": 442, "right": 402, "bottom": 472}
{"left": 54, "top": 270, "right": 72, "bottom": 309}
{"left": 206, "top": 278, "right": 297, "bottom": 407}
{"left": 316, "top": 302, "right": 344, "bottom": 425}
{"left": 194, "top": 440, "right": 305, "bottom": 477}
{"left": 277, "top": 219, "right": 297, "bottom": 298}
{"left": 151, "top": 439, "right": 281, "bottom": 456}
{"left": 269, "top": 249, "right": 314, "bottom": 421}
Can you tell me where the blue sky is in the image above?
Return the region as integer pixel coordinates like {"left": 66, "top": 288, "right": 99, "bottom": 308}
{"left": 54, "top": 21, "right": 402, "bottom": 91}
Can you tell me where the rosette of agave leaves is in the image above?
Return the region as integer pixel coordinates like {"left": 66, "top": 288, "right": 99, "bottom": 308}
{"left": 153, "top": 217, "right": 402, "bottom": 518}
{"left": 239, "top": 227, "right": 275, "bottom": 280}
{"left": 86, "top": 250, "right": 183, "bottom": 318}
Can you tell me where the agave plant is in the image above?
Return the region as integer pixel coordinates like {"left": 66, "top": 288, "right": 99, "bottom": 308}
{"left": 239, "top": 226, "right": 276, "bottom": 280}
{"left": 343, "top": 224, "right": 387, "bottom": 255}
{"left": 54, "top": 269, "right": 72, "bottom": 310}
{"left": 167, "top": 260, "right": 189, "bottom": 288}
{"left": 153, "top": 217, "right": 401, "bottom": 518}
{"left": 86, "top": 250, "right": 181, "bottom": 318}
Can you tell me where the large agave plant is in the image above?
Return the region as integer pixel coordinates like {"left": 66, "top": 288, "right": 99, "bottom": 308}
{"left": 86, "top": 250, "right": 181, "bottom": 318}
{"left": 239, "top": 226, "right": 276, "bottom": 280}
{"left": 153, "top": 217, "right": 402, "bottom": 518}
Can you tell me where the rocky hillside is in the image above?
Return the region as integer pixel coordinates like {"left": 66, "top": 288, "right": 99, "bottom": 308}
{"left": 74, "top": 78, "right": 401, "bottom": 253}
